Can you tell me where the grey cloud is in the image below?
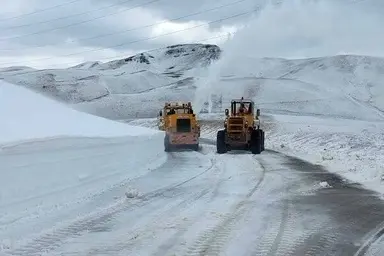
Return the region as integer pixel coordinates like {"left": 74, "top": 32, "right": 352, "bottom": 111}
{"left": 0, "top": 0, "right": 156, "bottom": 50}
{"left": 0, "top": 0, "right": 250, "bottom": 52}
{"left": 0, "top": 0, "right": 381, "bottom": 68}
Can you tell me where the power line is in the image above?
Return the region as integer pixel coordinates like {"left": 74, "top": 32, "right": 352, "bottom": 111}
{"left": 0, "top": 0, "right": 162, "bottom": 41}
{"left": 0, "top": 32, "right": 233, "bottom": 77}
{"left": 0, "top": 0, "right": 249, "bottom": 51}
{"left": 0, "top": 0, "right": 141, "bottom": 30}
{"left": 0, "top": 0, "right": 85, "bottom": 22}
{"left": 0, "top": 8, "right": 254, "bottom": 66}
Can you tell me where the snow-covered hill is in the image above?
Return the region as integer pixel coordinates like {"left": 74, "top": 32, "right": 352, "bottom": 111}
{"left": 2, "top": 46, "right": 384, "bottom": 122}
{"left": 199, "top": 54, "right": 384, "bottom": 122}
{"left": 0, "top": 43, "right": 220, "bottom": 119}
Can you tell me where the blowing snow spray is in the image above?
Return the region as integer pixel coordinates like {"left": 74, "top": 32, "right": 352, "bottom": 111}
{"left": 191, "top": 60, "right": 225, "bottom": 114}
{"left": 192, "top": 0, "right": 378, "bottom": 114}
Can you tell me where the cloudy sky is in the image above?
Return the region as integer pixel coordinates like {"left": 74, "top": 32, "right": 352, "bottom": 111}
{"left": 0, "top": 0, "right": 263, "bottom": 69}
{"left": 0, "top": 0, "right": 382, "bottom": 69}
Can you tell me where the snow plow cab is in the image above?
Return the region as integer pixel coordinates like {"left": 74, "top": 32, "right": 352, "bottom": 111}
{"left": 159, "top": 102, "right": 200, "bottom": 152}
{"left": 216, "top": 97, "right": 265, "bottom": 154}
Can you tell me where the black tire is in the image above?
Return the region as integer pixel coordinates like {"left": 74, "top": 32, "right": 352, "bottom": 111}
{"left": 261, "top": 130, "right": 265, "bottom": 151}
{"left": 216, "top": 130, "right": 227, "bottom": 154}
{"left": 164, "top": 135, "right": 171, "bottom": 152}
{"left": 192, "top": 144, "right": 199, "bottom": 151}
{"left": 250, "top": 129, "right": 262, "bottom": 154}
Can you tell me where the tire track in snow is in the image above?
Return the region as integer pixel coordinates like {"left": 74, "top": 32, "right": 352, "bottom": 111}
{"left": 83, "top": 184, "right": 215, "bottom": 255}
{"left": 148, "top": 155, "right": 235, "bottom": 256}
{"left": 5, "top": 156, "right": 216, "bottom": 256}
{"left": 200, "top": 119, "right": 384, "bottom": 256}
{"left": 246, "top": 152, "right": 328, "bottom": 256}
{"left": 354, "top": 223, "right": 384, "bottom": 256}
{"left": 118, "top": 146, "right": 228, "bottom": 256}
{"left": 259, "top": 150, "right": 384, "bottom": 256}
{"left": 247, "top": 158, "right": 293, "bottom": 256}
{"left": 264, "top": 202, "right": 290, "bottom": 256}
{"left": 183, "top": 156, "right": 266, "bottom": 256}
{"left": 273, "top": 204, "right": 315, "bottom": 256}
{"left": 298, "top": 202, "right": 358, "bottom": 256}
{"left": 302, "top": 231, "right": 339, "bottom": 256}
{"left": 249, "top": 202, "right": 288, "bottom": 256}
{"left": 81, "top": 156, "right": 219, "bottom": 255}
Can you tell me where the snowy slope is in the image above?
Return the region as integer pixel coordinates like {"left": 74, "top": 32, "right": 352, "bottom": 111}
{"left": 0, "top": 44, "right": 220, "bottom": 113}
{"left": 2, "top": 50, "right": 384, "bottom": 122}
{"left": 267, "top": 114, "right": 384, "bottom": 193}
{"left": 195, "top": 55, "right": 384, "bottom": 122}
{"left": 0, "top": 80, "right": 157, "bottom": 146}
{"left": 0, "top": 80, "right": 167, "bottom": 251}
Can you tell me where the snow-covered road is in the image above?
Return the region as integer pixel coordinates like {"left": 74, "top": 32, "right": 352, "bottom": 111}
{"left": 2, "top": 135, "right": 384, "bottom": 256}
{"left": 0, "top": 135, "right": 165, "bottom": 252}
{"left": 2, "top": 80, "right": 384, "bottom": 255}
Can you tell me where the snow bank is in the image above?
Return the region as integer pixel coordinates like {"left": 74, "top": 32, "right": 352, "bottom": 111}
{"left": 0, "top": 81, "right": 158, "bottom": 145}
{"left": 0, "top": 134, "right": 167, "bottom": 248}
{"left": 267, "top": 114, "right": 384, "bottom": 194}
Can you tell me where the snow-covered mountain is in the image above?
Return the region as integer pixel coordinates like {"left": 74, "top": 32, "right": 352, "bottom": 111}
{"left": 1, "top": 43, "right": 384, "bottom": 122}
{"left": 206, "top": 54, "right": 384, "bottom": 122}
{"left": 0, "top": 43, "right": 220, "bottom": 119}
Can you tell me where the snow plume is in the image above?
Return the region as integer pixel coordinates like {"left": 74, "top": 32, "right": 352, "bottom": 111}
{"left": 192, "top": 0, "right": 384, "bottom": 112}
{"left": 191, "top": 61, "right": 225, "bottom": 113}
{"left": 221, "top": 0, "right": 384, "bottom": 58}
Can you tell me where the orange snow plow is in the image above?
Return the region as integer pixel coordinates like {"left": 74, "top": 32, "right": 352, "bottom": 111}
{"left": 216, "top": 97, "right": 265, "bottom": 154}
{"left": 158, "top": 102, "right": 200, "bottom": 151}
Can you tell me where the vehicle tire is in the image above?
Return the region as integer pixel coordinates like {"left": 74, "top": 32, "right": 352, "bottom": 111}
{"left": 216, "top": 130, "right": 227, "bottom": 154}
{"left": 192, "top": 144, "right": 199, "bottom": 151}
{"left": 164, "top": 135, "right": 171, "bottom": 152}
{"left": 261, "top": 129, "right": 265, "bottom": 151}
{"left": 250, "top": 129, "right": 262, "bottom": 154}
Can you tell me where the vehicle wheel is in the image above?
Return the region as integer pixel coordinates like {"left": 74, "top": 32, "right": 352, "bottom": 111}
{"left": 250, "top": 129, "right": 262, "bottom": 154}
{"left": 216, "top": 130, "right": 227, "bottom": 154}
{"left": 164, "top": 135, "right": 171, "bottom": 152}
{"left": 261, "top": 130, "right": 265, "bottom": 151}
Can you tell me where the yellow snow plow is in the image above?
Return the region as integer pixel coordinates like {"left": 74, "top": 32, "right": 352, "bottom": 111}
{"left": 158, "top": 102, "right": 200, "bottom": 151}
{"left": 216, "top": 97, "right": 265, "bottom": 154}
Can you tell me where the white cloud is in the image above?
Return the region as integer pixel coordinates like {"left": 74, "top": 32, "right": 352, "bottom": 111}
{"left": 0, "top": 0, "right": 249, "bottom": 68}
{"left": 0, "top": 45, "right": 139, "bottom": 69}
{"left": 150, "top": 20, "right": 238, "bottom": 44}
{"left": 0, "top": 0, "right": 383, "bottom": 68}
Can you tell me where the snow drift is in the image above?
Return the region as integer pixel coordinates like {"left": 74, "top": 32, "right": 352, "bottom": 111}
{"left": 267, "top": 114, "right": 384, "bottom": 194}
{"left": 0, "top": 81, "right": 167, "bottom": 248}
{"left": 0, "top": 80, "right": 157, "bottom": 145}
